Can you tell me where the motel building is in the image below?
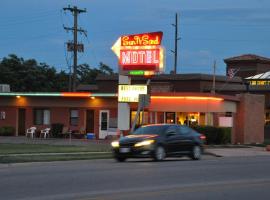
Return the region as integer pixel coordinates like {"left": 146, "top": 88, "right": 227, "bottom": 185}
{"left": 0, "top": 85, "right": 265, "bottom": 144}
{"left": 0, "top": 30, "right": 267, "bottom": 144}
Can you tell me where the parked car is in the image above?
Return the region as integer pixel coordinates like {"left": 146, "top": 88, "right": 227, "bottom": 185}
{"left": 111, "top": 124, "right": 206, "bottom": 162}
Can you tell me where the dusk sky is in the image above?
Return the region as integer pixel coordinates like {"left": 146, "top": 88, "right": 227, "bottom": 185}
{"left": 1, "top": 0, "right": 270, "bottom": 75}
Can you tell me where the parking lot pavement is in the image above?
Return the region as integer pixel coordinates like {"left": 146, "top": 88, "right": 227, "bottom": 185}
{"left": 205, "top": 146, "right": 270, "bottom": 157}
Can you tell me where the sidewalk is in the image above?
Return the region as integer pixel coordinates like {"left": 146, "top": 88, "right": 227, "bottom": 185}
{"left": 205, "top": 146, "right": 270, "bottom": 157}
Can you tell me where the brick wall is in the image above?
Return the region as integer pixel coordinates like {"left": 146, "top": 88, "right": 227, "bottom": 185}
{"left": 234, "top": 93, "right": 265, "bottom": 144}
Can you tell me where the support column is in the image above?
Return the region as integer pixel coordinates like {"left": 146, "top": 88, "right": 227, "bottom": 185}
{"left": 205, "top": 112, "right": 214, "bottom": 126}
{"left": 117, "top": 75, "right": 131, "bottom": 136}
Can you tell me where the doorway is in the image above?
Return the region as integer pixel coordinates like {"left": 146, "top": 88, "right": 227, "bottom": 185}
{"left": 99, "top": 110, "right": 109, "bottom": 139}
{"left": 86, "top": 110, "right": 94, "bottom": 133}
{"left": 18, "top": 108, "right": 26, "bottom": 136}
{"left": 165, "top": 112, "right": 176, "bottom": 124}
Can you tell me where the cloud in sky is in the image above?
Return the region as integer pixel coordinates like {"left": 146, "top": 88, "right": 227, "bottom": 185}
{"left": 0, "top": 0, "right": 270, "bottom": 75}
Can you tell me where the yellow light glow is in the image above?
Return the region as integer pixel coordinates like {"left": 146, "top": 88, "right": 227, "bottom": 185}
{"left": 90, "top": 96, "right": 95, "bottom": 100}
{"left": 111, "top": 141, "right": 119, "bottom": 148}
{"left": 134, "top": 140, "right": 155, "bottom": 147}
{"left": 16, "top": 95, "right": 21, "bottom": 98}
{"left": 151, "top": 96, "right": 223, "bottom": 101}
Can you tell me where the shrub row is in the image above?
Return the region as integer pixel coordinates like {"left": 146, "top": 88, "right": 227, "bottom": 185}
{"left": 0, "top": 126, "right": 15, "bottom": 136}
{"left": 191, "top": 125, "right": 231, "bottom": 145}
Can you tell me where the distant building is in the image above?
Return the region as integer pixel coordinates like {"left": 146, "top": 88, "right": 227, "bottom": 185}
{"left": 224, "top": 54, "right": 270, "bottom": 79}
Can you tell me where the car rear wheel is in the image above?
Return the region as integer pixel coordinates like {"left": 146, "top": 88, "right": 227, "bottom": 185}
{"left": 153, "top": 146, "right": 166, "bottom": 161}
{"left": 190, "top": 145, "right": 201, "bottom": 160}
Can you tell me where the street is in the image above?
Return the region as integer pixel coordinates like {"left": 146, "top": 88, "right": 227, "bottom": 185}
{"left": 1, "top": 156, "right": 270, "bottom": 200}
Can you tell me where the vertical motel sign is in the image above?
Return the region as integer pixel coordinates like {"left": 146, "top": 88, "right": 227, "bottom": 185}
{"left": 112, "top": 31, "right": 165, "bottom": 75}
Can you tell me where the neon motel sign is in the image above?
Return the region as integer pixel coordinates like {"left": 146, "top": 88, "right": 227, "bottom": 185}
{"left": 112, "top": 31, "right": 165, "bottom": 73}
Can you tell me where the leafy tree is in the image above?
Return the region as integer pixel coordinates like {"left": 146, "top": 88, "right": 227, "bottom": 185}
{"left": 0, "top": 54, "right": 115, "bottom": 92}
{"left": 0, "top": 54, "right": 69, "bottom": 92}
{"left": 77, "top": 62, "right": 115, "bottom": 84}
{"left": 99, "top": 62, "right": 114, "bottom": 75}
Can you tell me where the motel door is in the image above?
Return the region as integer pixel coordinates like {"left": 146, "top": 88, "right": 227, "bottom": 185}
{"left": 18, "top": 108, "right": 26, "bottom": 136}
{"left": 99, "top": 110, "right": 109, "bottom": 139}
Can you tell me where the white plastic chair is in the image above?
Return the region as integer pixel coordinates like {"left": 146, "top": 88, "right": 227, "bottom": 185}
{"left": 26, "top": 127, "right": 37, "bottom": 138}
{"left": 40, "top": 128, "right": 50, "bottom": 139}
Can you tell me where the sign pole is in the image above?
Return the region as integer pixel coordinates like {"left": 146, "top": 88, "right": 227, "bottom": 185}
{"left": 117, "top": 75, "right": 131, "bottom": 136}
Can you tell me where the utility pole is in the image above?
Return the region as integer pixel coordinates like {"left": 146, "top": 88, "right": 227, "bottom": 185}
{"left": 171, "top": 13, "right": 180, "bottom": 74}
{"left": 63, "top": 5, "right": 87, "bottom": 91}
{"left": 211, "top": 60, "right": 216, "bottom": 94}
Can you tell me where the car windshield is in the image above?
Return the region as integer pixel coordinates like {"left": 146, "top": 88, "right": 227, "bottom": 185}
{"left": 132, "top": 125, "right": 169, "bottom": 135}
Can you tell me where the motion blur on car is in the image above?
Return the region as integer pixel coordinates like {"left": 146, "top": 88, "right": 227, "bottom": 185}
{"left": 111, "top": 124, "right": 206, "bottom": 162}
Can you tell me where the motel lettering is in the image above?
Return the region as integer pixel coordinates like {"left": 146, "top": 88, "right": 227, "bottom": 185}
{"left": 120, "top": 49, "right": 160, "bottom": 66}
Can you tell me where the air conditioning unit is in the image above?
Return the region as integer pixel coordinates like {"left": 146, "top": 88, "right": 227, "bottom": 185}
{"left": 0, "top": 84, "right": 10, "bottom": 92}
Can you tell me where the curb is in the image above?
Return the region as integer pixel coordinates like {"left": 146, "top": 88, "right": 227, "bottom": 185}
{"left": 203, "top": 151, "right": 223, "bottom": 157}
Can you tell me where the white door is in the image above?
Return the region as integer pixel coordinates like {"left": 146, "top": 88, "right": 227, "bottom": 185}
{"left": 99, "top": 110, "right": 109, "bottom": 139}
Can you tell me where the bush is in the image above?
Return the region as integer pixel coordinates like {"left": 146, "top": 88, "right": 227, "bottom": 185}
{"left": 51, "top": 123, "right": 64, "bottom": 138}
{"left": 191, "top": 125, "right": 231, "bottom": 145}
{"left": 0, "top": 126, "right": 15, "bottom": 136}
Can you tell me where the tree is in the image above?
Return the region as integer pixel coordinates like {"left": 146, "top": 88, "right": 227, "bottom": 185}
{"left": 0, "top": 54, "right": 115, "bottom": 92}
{"left": 77, "top": 63, "right": 115, "bottom": 84}
{"left": 0, "top": 54, "right": 69, "bottom": 92}
{"left": 99, "top": 62, "right": 114, "bottom": 75}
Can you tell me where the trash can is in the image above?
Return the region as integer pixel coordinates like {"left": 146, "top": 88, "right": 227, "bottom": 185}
{"left": 86, "top": 133, "right": 95, "bottom": 139}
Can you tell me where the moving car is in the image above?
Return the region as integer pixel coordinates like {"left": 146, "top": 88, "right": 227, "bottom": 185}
{"left": 111, "top": 124, "right": 205, "bottom": 162}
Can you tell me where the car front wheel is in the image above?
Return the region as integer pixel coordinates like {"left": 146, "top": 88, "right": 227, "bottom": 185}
{"left": 153, "top": 146, "right": 166, "bottom": 161}
{"left": 190, "top": 145, "right": 202, "bottom": 160}
{"left": 115, "top": 156, "right": 127, "bottom": 162}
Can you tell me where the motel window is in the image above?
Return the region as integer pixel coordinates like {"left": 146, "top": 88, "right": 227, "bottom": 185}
{"left": 70, "top": 109, "right": 79, "bottom": 126}
{"left": 131, "top": 111, "right": 149, "bottom": 126}
{"left": 33, "top": 109, "right": 50, "bottom": 125}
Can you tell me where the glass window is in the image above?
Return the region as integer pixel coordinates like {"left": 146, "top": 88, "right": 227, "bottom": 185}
{"left": 165, "top": 112, "right": 175, "bottom": 124}
{"left": 133, "top": 125, "right": 169, "bottom": 135}
{"left": 131, "top": 111, "right": 149, "bottom": 125}
{"left": 70, "top": 109, "right": 79, "bottom": 126}
{"left": 101, "top": 112, "right": 108, "bottom": 131}
{"left": 34, "top": 109, "right": 50, "bottom": 125}
{"left": 166, "top": 125, "right": 178, "bottom": 134}
{"left": 178, "top": 126, "right": 192, "bottom": 135}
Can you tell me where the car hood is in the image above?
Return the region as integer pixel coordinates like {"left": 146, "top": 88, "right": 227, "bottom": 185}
{"left": 119, "top": 134, "right": 158, "bottom": 144}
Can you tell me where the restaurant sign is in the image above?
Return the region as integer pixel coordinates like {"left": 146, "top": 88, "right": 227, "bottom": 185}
{"left": 118, "top": 85, "right": 147, "bottom": 102}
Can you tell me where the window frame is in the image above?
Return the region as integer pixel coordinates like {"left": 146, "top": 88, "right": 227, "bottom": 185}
{"left": 33, "top": 108, "right": 50, "bottom": 125}
{"left": 70, "top": 109, "right": 79, "bottom": 126}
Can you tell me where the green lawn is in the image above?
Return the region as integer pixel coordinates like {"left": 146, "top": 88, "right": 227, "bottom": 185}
{"left": 0, "top": 143, "right": 111, "bottom": 154}
{"left": 0, "top": 143, "right": 112, "bottom": 163}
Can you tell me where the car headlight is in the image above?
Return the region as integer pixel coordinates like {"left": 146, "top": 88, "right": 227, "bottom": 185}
{"left": 111, "top": 141, "right": 119, "bottom": 148}
{"left": 134, "top": 140, "right": 155, "bottom": 147}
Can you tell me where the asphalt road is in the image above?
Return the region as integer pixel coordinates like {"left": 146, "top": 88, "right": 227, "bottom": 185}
{"left": 1, "top": 155, "right": 270, "bottom": 200}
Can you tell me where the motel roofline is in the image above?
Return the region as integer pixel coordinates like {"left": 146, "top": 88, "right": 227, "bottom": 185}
{"left": 224, "top": 54, "right": 270, "bottom": 64}
{"left": 0, "top": 91, "right": 240, "bottom": 102}
{"left": 96, "top": 73, "right": 242, "bottom": 83}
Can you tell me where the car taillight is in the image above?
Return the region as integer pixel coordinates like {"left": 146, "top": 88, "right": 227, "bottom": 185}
{"left": 200, "top": 134, "right": 206, "bottom": 140}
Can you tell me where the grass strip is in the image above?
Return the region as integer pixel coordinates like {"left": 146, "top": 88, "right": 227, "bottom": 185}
{"left": 0, "top": 153, "right": 112, "bottom": 163}
{"left": 0, "top": 143, "right": 111, "bottom": 154}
